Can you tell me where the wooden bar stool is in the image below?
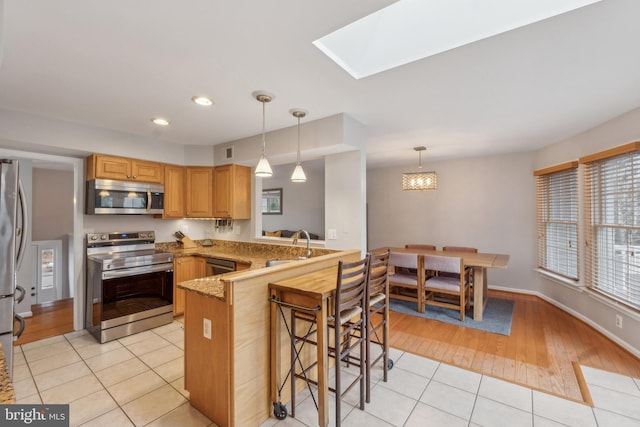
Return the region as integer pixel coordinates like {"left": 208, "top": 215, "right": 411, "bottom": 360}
{"left": 365, "top": 249, "right": 392, "bottom": 403}
{"left": 289, "top": 256, "right": 370, "bottom": 426}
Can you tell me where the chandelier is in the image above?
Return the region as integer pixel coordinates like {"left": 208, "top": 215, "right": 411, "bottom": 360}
{"left": 402, "top": 146, "right": 437, "bottom": 191}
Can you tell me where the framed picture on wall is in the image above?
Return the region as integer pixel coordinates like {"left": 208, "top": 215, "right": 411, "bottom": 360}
{"left": 262, "top": 188, "right": 282, "bottom": 215}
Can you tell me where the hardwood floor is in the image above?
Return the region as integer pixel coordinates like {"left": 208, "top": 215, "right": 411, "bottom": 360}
{"left": 389, "top": 289, "right": 640, "bottom": 402}
{"left": 14, "top": 298, "right": 74, "bottom": 346}
{"left": 12, "top": 292, "right": 640, "bottom": 404}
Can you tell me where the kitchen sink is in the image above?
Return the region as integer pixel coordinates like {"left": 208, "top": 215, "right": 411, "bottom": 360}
{"left": 265, "top": 257, "right": 307, "bottom": 267}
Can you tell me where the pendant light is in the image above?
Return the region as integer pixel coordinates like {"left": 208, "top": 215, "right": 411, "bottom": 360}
{"left": 254, "top": 91, "right": 274, "bottom": 177}
{"left": 402, "top": 146, "right": 438, "bottom": 191}
{"left": 290, "top": 109, "right": 307, "bottom": 183}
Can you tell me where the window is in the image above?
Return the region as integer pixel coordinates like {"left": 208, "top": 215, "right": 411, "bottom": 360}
{"left": 535, "top": 162, "right": 579, "bottom": 280}
{"left": 582, "top": 142, "right": 640, "bottom": 311}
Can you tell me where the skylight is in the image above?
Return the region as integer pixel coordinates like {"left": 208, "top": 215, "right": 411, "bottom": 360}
{"left": 313, "top": 0, "right": 602, "bottom": 79}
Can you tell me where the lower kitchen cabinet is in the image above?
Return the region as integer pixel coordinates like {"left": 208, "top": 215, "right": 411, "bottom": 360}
{"left": 173, "top": 256, "right": 205, "bottom": 316}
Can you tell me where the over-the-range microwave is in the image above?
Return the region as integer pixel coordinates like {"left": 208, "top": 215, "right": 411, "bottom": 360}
{"left": 86, "top": 179, "right": 164, "bottom": 214}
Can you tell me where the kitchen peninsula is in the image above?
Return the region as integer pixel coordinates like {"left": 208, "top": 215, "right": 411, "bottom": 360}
{"left": 176, "top": 240, "right": 360, "bottom": 427}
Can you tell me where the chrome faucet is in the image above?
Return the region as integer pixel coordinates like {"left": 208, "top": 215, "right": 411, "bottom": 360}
{"left": 292, "top": 229, "right": 312, "bottom": 258}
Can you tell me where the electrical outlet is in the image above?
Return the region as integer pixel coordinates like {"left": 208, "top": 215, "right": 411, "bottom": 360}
{"left": 328, "top": 229, "right": 337, "bottom": 240}
{"left": 615, "top": 314, "right": 623, "bottom": 329}
{"left": 182, "top": 224, "right": 189, "bottom": 234}
{"left": 203, "top": 318, "right": 212, "bottom": 339}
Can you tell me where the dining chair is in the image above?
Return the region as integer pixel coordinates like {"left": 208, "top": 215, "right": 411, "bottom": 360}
{"left": 388, "top": 251, "right": 425, "bottom": 312}
{"left": 405, "top": 244, "right": 436, "bottom": 250}
{"left": 442, "top": 246, "right": 478, "bottom": 253}
{"left": 442, "top": 246, "right": 477, "bottom": 291}
{"left": 405, "top": 244, "right": 437, "bottom": 276}
{"left": 365, "top": 249, "right": 391, "bottom": 403}
{"left": 290, "top": 255, "right": 370, "bottom": 426}
{"left": 423, "top": 255, "right": 471, "bottom": 321}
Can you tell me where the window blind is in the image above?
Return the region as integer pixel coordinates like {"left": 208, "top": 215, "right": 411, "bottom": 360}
{"left": 582, "top": 142, "right": 640, "bottom": 311}
{"left": 535, "top": 162, "right": 579, "bottom": 280}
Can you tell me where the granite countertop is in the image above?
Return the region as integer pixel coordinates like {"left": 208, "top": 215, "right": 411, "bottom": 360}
{"left": 178, "top": 276, "right": 226, "bottom": 300}
{"left": 0, "top": 342, "right": 15, "bottom": 404}
{"left": 168, "top": 239, "right": 337, "bottom": 300}
{"left": 158, "top": 239, "right": 335, "bottom": 270}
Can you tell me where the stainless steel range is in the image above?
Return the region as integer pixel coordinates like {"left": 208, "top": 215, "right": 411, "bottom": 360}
{"left": 85, "top": 230, "right": 174, "bottom": 343}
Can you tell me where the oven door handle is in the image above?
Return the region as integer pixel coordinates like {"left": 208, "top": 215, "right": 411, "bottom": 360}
{"left": 102, "top": 263, "right": 173, "bottom": 280}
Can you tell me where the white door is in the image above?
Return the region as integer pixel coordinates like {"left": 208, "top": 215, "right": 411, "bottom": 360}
{"left": 33, "top": 240, "right": 62, "bottom": 304}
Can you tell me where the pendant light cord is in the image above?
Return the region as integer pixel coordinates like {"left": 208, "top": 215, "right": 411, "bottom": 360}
{"left": 296, "top": 116, "right": 301, "bottom": 164}
{"left": 262, "top": 100, "right": 267, "bottom": 155}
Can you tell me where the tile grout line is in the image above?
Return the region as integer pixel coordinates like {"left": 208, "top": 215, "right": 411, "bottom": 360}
{"left": 81, "top": 330, "right": 186, "bottom": 426}
{"left": 63, "top": 332, "right": 139, "bottom": 427}
{"left": 21, "top": 328, "right": 183, "bottom": 426}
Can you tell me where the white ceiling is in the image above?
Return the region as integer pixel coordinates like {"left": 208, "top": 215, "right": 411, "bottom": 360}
{"left": 1, "top": 0, "right": 639, "bottom": 169}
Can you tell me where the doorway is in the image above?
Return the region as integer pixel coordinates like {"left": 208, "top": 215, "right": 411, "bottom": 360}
{"left": 34, "top": 240, "right": 64, "bottom": 304}
{"left": 11, "top": 159, "right": 78, "bottom": 345}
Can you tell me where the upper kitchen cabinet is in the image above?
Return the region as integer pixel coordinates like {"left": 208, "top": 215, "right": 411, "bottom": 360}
{"left": 162, "top": 165, "right": 186, "bottom": 219}
{"left": 213, "top": 164, "right": 251, "bottom": 219}
{"left": 86, "top": 154, "right": 164, "bottom": 184}
{"left": 185, "top": 167, "right": 213, "bottom": 218}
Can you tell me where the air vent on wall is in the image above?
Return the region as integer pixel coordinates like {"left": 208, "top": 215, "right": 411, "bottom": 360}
{"left": 224, "top": 146, "right": 234, "bottom": 160}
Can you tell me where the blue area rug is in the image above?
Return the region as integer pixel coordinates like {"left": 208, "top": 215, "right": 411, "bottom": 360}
{"left": 389, "top": 298, "right": 514, "bottom": 336}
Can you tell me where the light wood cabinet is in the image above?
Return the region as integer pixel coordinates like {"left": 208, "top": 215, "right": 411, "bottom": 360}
{"left": 213, "top": 164, "right": 251, "bottom": 219}
{"left": 162, "top": 165, "right": 185, "bottom": 218}
{"left": 131, "top": 159, "right": 164, "bottom": 183}
{"left": 185, "top": 167, "right": 213, "bottom": 218}
{"left": 236, "top": 261, "right": 251, "bottom": 271}
{"left": 86, "top": 154, "right": 164, "bottom": 184}
{"left": 173, "top": 256, "right": 206, "bottom": 316}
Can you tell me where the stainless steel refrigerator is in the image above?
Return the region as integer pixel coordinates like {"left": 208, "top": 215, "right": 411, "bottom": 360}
{"left": 0, "top": 159, "right": 27, "bottom": 378}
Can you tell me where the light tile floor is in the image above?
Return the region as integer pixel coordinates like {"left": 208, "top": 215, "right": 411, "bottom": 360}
{"left": 12, "top": 321, "right": 640, "bottom": 427}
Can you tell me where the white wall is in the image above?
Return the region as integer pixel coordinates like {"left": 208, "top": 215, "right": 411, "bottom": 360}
{"left": 367, "top": 151, "right": 537, "bottom": 290}
{"left": 0, "top": 108, "right": 185, "bottom": 164}
{"left": 261, "top": 162, "right": 325, "bottom": 239}
{"left": 32, "top": 169, "right": 74, "bottom": 241}
{"left": 534, "top": 106, "right": 640, "bottom": 356}
{"left": 325, "top": 149, "right": 367, "bottom": 252}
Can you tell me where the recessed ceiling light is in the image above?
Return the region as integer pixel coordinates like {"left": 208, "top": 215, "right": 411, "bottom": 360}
{"left": 191, "top": 96, "right": 214, "bottom": 106}
{"left": 313, "top": 0, "right": 602, "bottom": 79}
{"left": 151, "top": 117, "right": 170, "bottom": 126}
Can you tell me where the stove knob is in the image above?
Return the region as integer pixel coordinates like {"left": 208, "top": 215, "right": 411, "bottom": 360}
{"left": 100, "top": 234, "right": 107, "bottom": 240}
{"left": 140, "top": 232, "right": 148, "bottom": 238}
{"left": 106, "top": 264, "right": 111, "bottom": 269}
{"left": 90, "top": 235, "right": 98, "bottom": 241}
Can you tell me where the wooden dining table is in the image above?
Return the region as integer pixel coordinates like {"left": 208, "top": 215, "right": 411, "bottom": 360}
{"left": 376, "top": 247, "right": 509, "bottom": 321}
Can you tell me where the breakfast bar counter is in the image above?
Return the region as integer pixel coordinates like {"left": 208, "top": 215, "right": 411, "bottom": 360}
{"left": 178, "top": 248, "right": 361, "bottom": 427}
